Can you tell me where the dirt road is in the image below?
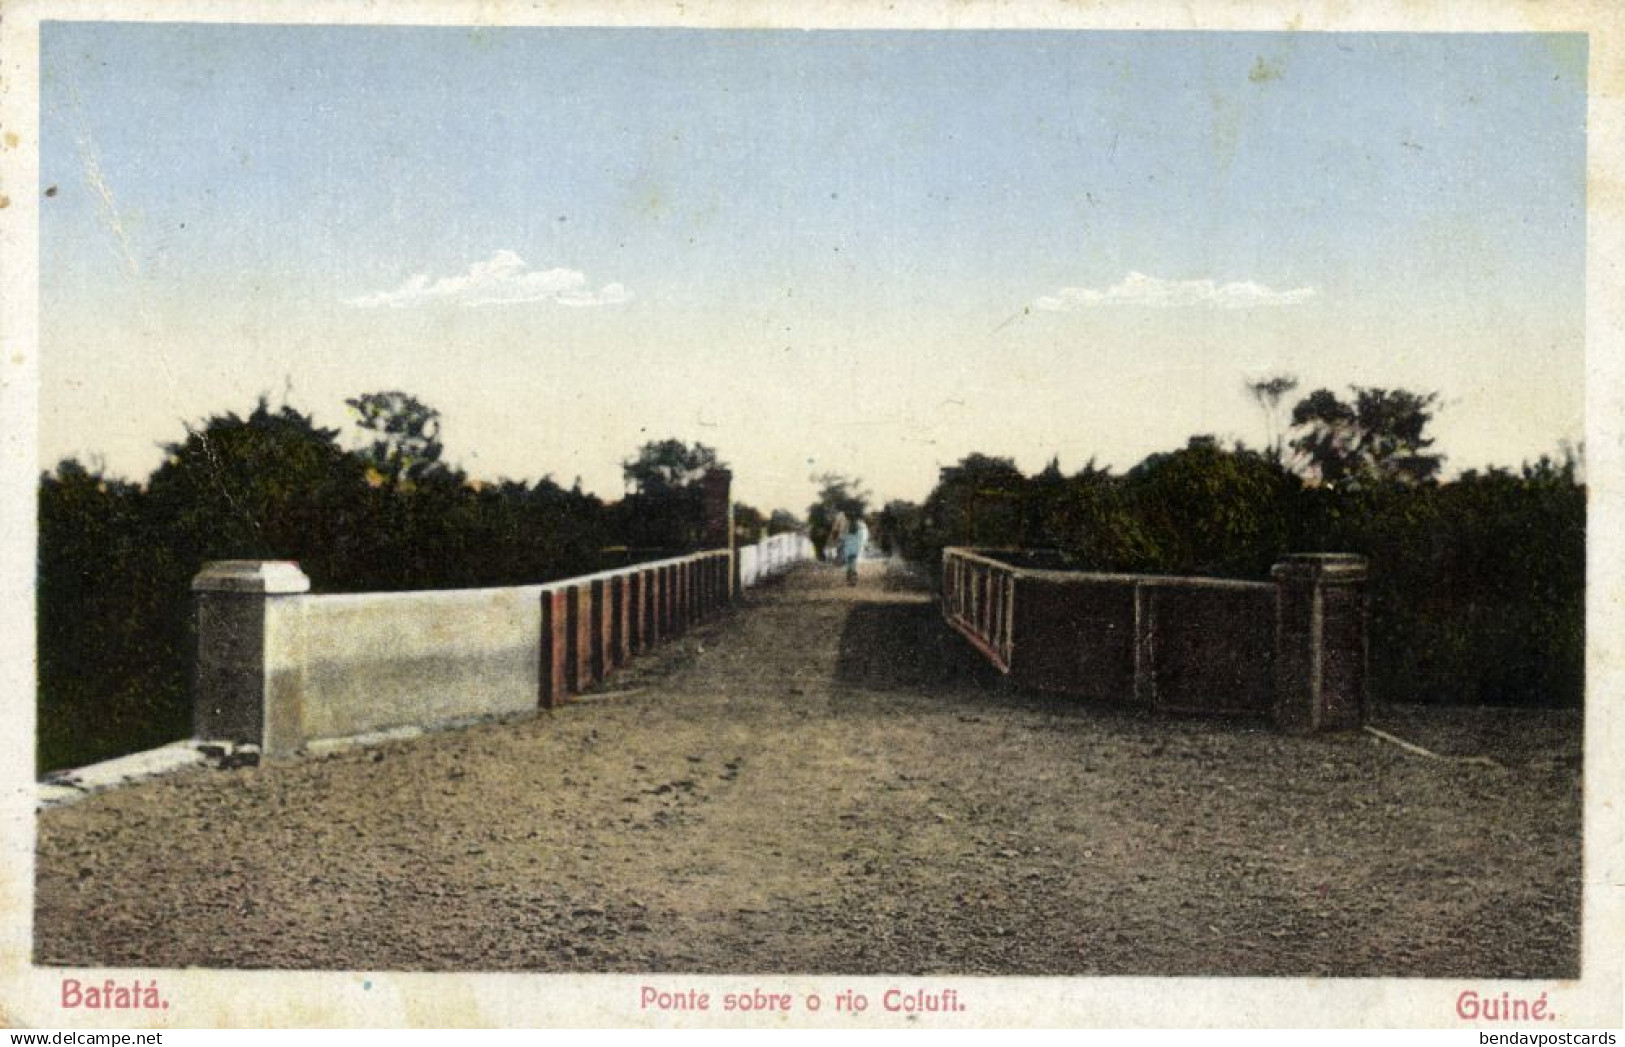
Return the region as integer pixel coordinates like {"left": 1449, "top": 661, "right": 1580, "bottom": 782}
{"left": 35, "top": 560, "right": 1582, "bottom": 976}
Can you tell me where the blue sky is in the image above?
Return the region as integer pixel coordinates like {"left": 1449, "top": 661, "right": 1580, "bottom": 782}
{"left": 39, "top": 25, "right": 1586, "bottom": 512}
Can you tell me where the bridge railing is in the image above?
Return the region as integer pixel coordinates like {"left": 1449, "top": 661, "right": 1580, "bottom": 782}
{"left": 941, "top": 548, "right": 1017, "bottom": 672}
{"left": 194, "top": 529, "right": 821, "bottom": 758}
{"left": 192, "top": 548, "right": 736, "bottom": 758}
{"left": 942, "top": 547, "right": 1369, "bottom": 732}
{"left": 738, "top": 532, "right": 815, "bottom": 589}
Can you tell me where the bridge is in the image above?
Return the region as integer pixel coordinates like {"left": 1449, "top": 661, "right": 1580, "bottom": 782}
{"left": 35, "top": 556, "right": 1580, "bottom": 978}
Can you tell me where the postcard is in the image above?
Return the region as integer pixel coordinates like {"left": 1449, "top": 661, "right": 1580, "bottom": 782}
{"left": 1, "top": 0, "right": 1620, "bottom": 1030}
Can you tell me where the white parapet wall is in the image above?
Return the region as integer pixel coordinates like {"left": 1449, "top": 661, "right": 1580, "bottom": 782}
{"left": 193, "top": 550, "right": 738, "bottom": 757}
{"left": 281, "top": 585, "right": 546, "bottom": 751}
{"left": 738, "top": 532, "right": 814, "bottom": 589}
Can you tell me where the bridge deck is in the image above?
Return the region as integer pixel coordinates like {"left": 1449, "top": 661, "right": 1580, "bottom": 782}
{"left": 35, "top": 560, "right": 1580, "bottom": 977}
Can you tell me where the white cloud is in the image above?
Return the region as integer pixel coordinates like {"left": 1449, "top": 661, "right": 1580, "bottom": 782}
{"left": 1034, "top": 271, "right": 1318, "bottom": 311}
{"left": 346, "top": 250, "right": 633, "bottom": 309}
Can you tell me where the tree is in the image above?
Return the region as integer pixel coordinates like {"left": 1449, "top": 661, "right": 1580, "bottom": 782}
{"left": 732, "top": 503, "right": 805, "bottom": 542}
{"left": 922, "top": 454, "right": 1026, "bottom": 546}
{"left": 1289, "top": 386, "right": 1443, "bottom": 489}
{"left": 733, "top": 501, "right": 766, "bottom": 541}
{"left": 1038, "top": 460, "right": 1160, "bottom": 572}
{"left": 767, "top": 509, "right": 803, "bottom": 535}
{"left": 611, "top": 439, "right": 726, "bottom": 552}
{"left": 37, "top": 457, "right": 199, "bottom": 773}
{"left": 1122, "top": 435, "right": 1297, "bottom": 575}
{"left": 345, "top": 391, "right": 445, "bottom": 492}
{"left": 39, "top": 403, "right": 371, "bottom": 771}
{"left": 874, "top": 499, "right": 922, "bottom": 557}
{"left": 1245, "top": 374, "right": 1299, "bottom": 462}
{"left": 806, "top": 472, "right": 871, "bottom": 554}
{"left": 623, "top": 439, "right": 722, "bottom": 496}
{"left": 1023, "top": 455, "right": 1067, "bottom": 549}
{"left": 146, "top": 397, "right": 370, "bottom": 578}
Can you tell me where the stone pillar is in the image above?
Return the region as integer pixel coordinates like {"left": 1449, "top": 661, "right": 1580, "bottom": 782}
{"left": 626, "top": 572, "right": 645, "bottom": 655}
{"left": 570, "top": 583, "right": 593, "bottom": 692}
{"left": 656, "top": 565, "right": 670, "bottom": 638}
{"left": 540, "top": 589, "right": 570, "bottom": 708}
{"left": 665, "top": 563, "right": 676, "bottom": 635}
{"left": 612, "top": 575, "right": 631, "bottom": 668}
{"left": 700, "top": 468, "right": 735, "bottom": 597}
{"left": 1272, "top": 553, "right": 1370, "bottom": 732}
{"left": 700, "top": 468, "right": 732, "bottom": 550}
{"left": 637, "top": 565, "right": 656, "bottom": 647}
{"left": 192, "top": 560, "right": 310, "bottom": 752}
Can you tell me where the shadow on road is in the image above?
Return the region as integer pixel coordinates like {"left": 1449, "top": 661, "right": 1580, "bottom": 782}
{"left": 832, "top": 600, "right": 993, "bottom": 692}
{"left": 827, "top": 559, "right": 1184, "bottom": 732}
{"left": 829, "top": 580, "right": 1162, "bottom": 730}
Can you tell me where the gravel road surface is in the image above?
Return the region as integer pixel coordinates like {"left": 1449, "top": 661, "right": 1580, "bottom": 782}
{"left": 35, "top": 560, "right": 1582, "bottom": 976}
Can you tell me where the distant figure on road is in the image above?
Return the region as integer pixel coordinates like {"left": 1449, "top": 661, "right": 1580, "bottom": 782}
{"left": 842, "top": 517, "right": 868, "bottom": 585}
{"left": 826, "top": 511, "right": 848, "bottom": 564}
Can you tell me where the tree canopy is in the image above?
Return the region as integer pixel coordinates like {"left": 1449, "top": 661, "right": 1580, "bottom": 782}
{"left": 623, "top": 439, "right": 723, "bottom": 496}
{"left": 1289, "top": 386, "right": 1443, "bottom": 489}
{"left": 767, "top": 509, "right": 804, "bottom": 535}
{"left": 920, "top": 454, "right": 1027, "bottom": 551}
{"left": 1245, "top": 374, "right": 1299, "bottom": 461}
{"left": 807, "top": 472, "right": 871, "bottom": 552}
{"left": 345, "top": 390, "right": 446, "bottom": 491}
{"left": 1122, "top": 435, "right": 1297, "bottom": 575}
{"left": 146, "top": 397, "right": 369, "bottom": 571}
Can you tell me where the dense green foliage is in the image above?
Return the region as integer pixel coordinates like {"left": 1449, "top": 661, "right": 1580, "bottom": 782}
{"left": 730, "top": 503, "right": 803, "bottom": 542}
{"left": 898, "top": 439, "right": 1584, "bottom": 710}
{"left": 39, "top": 382, "right": 1583, "bottom": 774}
{"left": 37, "top": 399, "right": 740, "bottom": 774}
{"left": 622, "top": 438, "right": 721, "bottom": 497}
{"left": 345, "top": 390, "right": 446, "bottom": 492}
{"left": 37, "top": 463, "right": 187, "bottom": 775}
{"left": 766, "top": 509, "right": 804, "bottom": 536}
{"left": 806, "top": 473, "right": 871, "bottom": 556}
{"left": 1290, "top": 386, "right": 1444, "bottom": 488}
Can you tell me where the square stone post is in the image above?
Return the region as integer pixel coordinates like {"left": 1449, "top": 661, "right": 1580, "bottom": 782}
{"left": 626, "top": 572, "right": 644, "bottom": 655}
{"left": 644, "top": 568, "right": 657, "bottom": 643}
{"left": 569, "top": 583, "right": 593, "bottom": 692}
{"left": 700, "top": 468, "right": 732, "bottom": 548}
{"left": 671, "top": 562, "right": 687, "bottom": 634}
{"left": 1272, "top": 553, "right": 1370, "bottom": 732}
{"left": 662, "top": 564, "right": 677, "bottom": 633}
{"left": 700, "top": 468, "right": 735, "bottom": 597}
{"left": 192, "top": 560, "right": 310, "bottom": 752}
{"left": 591, "top": 578, "right": 612, "bottom": 683}
{"left": 612, "top": 575, "right": 631, "bottom": 668}
{"left": 540, "top": 589, "right": 570, "bottom": 708}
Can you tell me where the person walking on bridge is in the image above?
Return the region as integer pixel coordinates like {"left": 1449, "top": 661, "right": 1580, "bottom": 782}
{"left": 826, "top": 510, "right": 848, "bottom": 564}
{"left": 841, "top": 516, "right": 868, "bottom": 586}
